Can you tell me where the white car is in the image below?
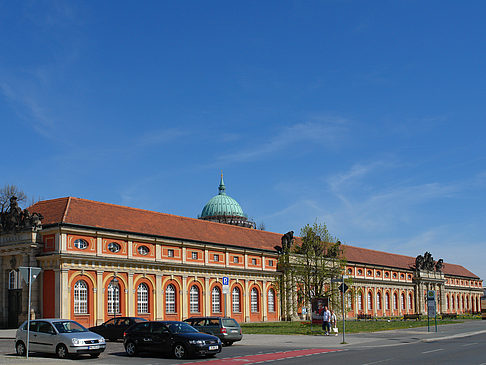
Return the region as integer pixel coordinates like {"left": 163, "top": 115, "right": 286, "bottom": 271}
{"left": 15, "top": 319, "right": 106, "bottom": 359}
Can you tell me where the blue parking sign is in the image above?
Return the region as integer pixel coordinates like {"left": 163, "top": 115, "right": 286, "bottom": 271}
{"left": 222, "top": 277, "right": 229, "bottom": 285}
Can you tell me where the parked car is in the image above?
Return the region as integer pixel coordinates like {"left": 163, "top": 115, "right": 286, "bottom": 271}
{"left": 89, "top": 317, "right": 147, "bottom": 341}
{"left": 123, "top": 320, "right": 222, "bottom": 359}
{"left": 183, "top": 316, "right": 242, "bottom": 346}
{"left": 15, "top": 319, "right": 106, "bottom": 359}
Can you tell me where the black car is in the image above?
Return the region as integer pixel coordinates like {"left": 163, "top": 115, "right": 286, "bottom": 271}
{"left": 183, "top": 317, "right": 242, "bottom": 346}
{"left": 89, "top": 317, "right": 147, "bottom": 341}
{"left": 123, "top": 321, "right": 222, "bottom": 359}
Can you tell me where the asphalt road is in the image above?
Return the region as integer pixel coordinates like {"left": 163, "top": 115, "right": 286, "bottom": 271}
{"left": 1, "top": 321, "right": 485, "bottom": 364}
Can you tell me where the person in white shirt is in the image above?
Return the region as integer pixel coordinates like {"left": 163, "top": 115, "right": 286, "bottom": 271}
{"left": 321, "top": 306, "right": 331, "bottom": 335}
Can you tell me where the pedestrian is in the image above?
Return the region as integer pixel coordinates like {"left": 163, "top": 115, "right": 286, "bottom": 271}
{"left": 320, "top": 306, "right": 331, "bottom": 335}
{"left": 330, "top": 309, "right": 338, "bottom": 336}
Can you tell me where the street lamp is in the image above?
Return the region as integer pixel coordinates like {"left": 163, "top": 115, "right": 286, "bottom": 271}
{"left": 110, "top": 275, "right": 119, "bottom": 320}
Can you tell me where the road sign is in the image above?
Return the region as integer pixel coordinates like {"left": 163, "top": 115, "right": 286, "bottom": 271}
{"left": 19, "top": 267, "right": 41, "bottom": 284}
{"left": 222, "top": 276, "right": 230, "bottom": 294}
{"left": 339, "top": 283, "right": 349, "bottom": 293}
{"left": 18, "top": 267, "right": 42, "bottom": 359}
{"left": 427, "top": 301, "right": 436, "bottom": 317}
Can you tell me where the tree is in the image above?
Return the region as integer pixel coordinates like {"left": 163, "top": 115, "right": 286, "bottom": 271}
{"left": 292, "top": 221, "right": 347, "bottom": 313}
{"left": 0, "top": 184, "right": 27, "bottom": 213}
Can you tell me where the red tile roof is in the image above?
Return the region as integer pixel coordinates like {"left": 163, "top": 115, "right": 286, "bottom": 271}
{"left": 29, "top": 197, "right": 479, "bottom": 279}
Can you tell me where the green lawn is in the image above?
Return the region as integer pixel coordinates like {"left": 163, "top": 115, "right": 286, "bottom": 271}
{"left": 240, "top": 319, "right": 462, "bottom": 335}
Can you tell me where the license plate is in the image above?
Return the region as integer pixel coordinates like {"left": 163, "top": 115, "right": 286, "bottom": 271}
{"left": 209, "top": 345, "right": 218, "bottom": 350}
{"left": 88, "top": 345, "right": 100, "bottom": 350}
{"left": 231, "top": 330, "right": 238, "bottom": 333}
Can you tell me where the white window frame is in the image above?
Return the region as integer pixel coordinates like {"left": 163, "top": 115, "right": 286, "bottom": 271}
{"left": 190, "top": 285, "right": 199, "bottom": 313}
{"left": 74, "top": 239, "right": 88, "bottom": 250}
{"left": 137, "top": 283, "right": 149, "bottom": 314}
{"left": 192, "top": 252, "right": 198, "bottom": 260}
{"left": 107, "top": 281, "right": 120, "bottom": 314}
{"left": 212, "top": 287, "right": 221, "bottom": 313}
{"left": 268, "top": 289, "right": 275, "bottom": 312}
{"left": 232, "top": 287, "right": 241, "bottom": 313}
{"left": 166, "top": 284, "right": 176, "bottom": 313}
{"left": 74, "top": 280, "right": 88, "bottom": 314}
{"left": 251, "top": 288, "right": 259, "bottom": 313}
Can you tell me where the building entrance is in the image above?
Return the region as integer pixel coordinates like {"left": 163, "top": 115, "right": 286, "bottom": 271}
{"left": 7, "top": 289, "right": 22, "bottom": 328}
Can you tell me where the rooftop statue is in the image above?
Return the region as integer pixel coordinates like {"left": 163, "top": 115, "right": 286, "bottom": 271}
{"left": 414, "top": 251, "right": 444, "bottom": 272}
{"left": 0, "top": 196, "right": 43, "bottom": 234}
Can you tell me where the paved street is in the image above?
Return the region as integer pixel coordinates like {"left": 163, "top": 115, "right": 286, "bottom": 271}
{"left": 1, "top": 321, "right": 485, "bottom": 364}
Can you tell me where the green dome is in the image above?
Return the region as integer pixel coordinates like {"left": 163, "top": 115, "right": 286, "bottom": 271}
{"left": 200, "top": 174, "right": 247, "bottom": 219}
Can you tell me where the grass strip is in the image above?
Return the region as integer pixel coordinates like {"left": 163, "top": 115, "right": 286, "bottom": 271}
{"left": 241, "top": 319, "right": 462, "bottom": 335}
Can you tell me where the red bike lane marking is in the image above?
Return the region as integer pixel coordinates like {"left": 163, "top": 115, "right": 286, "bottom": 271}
{"left": 182, "top": 348, "right": 342, "bottom": 364}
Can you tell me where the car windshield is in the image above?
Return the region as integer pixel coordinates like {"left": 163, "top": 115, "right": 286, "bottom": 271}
{"left": 53, "top": 321, "right": 88, "bottom": 333}
{"left": 168, "top": 322, "right": 198, "bottom": 334}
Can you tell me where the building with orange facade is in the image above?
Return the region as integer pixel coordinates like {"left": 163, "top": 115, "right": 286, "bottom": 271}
{"left": 0, "top": 177, "right": 483, "bottom": 328}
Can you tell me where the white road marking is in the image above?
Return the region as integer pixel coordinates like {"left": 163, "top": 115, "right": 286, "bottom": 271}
{"left": 422, "top": 348, "right": 444, "bottom": 354}
{"left": 362, "top": 359, "right": 393, "bottom": 365}
{"left": 461, "top": 342, "right": 478, "bottom": 347}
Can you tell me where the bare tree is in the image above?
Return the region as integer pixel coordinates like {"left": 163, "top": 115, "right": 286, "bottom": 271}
{"left": 0, "top": 184, "right": 27, "bottom": 213}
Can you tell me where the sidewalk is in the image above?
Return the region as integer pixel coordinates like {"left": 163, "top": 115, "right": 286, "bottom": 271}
{"left": 239, "top": 320, "right": 486, "bottom": 349}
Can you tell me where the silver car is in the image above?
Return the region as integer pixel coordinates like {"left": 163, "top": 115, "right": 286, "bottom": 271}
{"left": 15, "top": 319, "right": 106, "bottom": 359}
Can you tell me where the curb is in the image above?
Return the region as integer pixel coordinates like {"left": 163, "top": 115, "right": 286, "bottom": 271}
{"left": 422, "top": 329, "right": 486, "bottom": 342}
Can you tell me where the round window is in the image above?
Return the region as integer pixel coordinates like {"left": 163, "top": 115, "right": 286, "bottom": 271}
{"left": 367, "top": 270, "right": 372, "bottom": 276}
{"left": 74, "top": 239, "right": 88, "bottom": 250}
{"left": 108, "top": 242, "right": 121, "bottom": 253}
{"left": 393, "top": 273, "right": 397, "bottom": 278}
{"left": 138, "top": 245, "right": 149, "bottom": 255}
{"left": 400, "top": 273, "right": 405, "bottom": 279}
{"left": 408, "top": 274, "right": 412, "bottom": 280}
{"left": 357, "top": 269, "right": 363, "bottom": 275}
{"left": 347, "top": 268, "right": 352, "bottom": 275}
{"left": 385, "top": 272, "right": 389, "bottom": 278}
{"left": 377, "top": 271, "right": 381, "bottom": 277}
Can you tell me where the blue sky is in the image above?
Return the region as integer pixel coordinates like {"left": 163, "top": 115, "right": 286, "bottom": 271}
{"left": 1, "top": 1, "right": 485, "bottom": 281}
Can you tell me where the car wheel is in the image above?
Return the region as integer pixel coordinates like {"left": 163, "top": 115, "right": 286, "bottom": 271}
{"left": 224, "top": 341, "right": 233, "bottom": 346}
{"left": 56, "top": 344, "right": 69, "bottom": 359}
{"left": 173, "top": 343, "right": 187, "bottom": 359}
{"left": 16, "top": 341, "right": 26, "bottom": 356}
{"left": 125, "top": 341, "right": 137, "bottom": 357}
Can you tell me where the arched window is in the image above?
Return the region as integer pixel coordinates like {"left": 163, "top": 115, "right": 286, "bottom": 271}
{"left": 166, "top": 284, "right": 176, "bottom": 313}
{"left": 451, "top": 295, "right": 455, "bottom": 310}
{"left": 251, "top": 288, "right": 259, "bottom": 312}
{"left": 393, "top": 293, "right": 398, "bottom": 310}
{"left": 346, "top": 291, "right": 353, "bottom": 310}
{"left": 376, "top": 292, "right": 382, "bottom": 310}
{"left": 232, "top": 287, "right": 241, "bottom": 313}
{"left": 190, "top": 285, "right": 200, "bottom": 313}
{"left": 401, "top": 293, "right": 406, "bottom": 311}
{"left": 367, "top": 291, "right": 373, "bottom": 311}
{"left": 8, "top": 270, "right": 19, "bottom": 290}
{"left": 137, "top": 283, "right": 149, "bottom": 314}
{"left": 74, "top": 280, "right": 88, "bottom": 314}
{"left": 446, "top": 295, "right": 450, "bottom": 311}
{"left": 268, "top": 289, "right": 275, "bottom": 312}
{"left": 408, "top": 293, "right": 413, "bottom": 310}
{"left": 385, "top": 292, "right": 390, "bottom": 311}
{"left": 107, "top": 281, "right": 120, "bottom": 314}
{"left": 357, "top": 291, "right": 363, "bottom": 311}
{"left": 212, "top": 287, "right": 221, "bottom": 313}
